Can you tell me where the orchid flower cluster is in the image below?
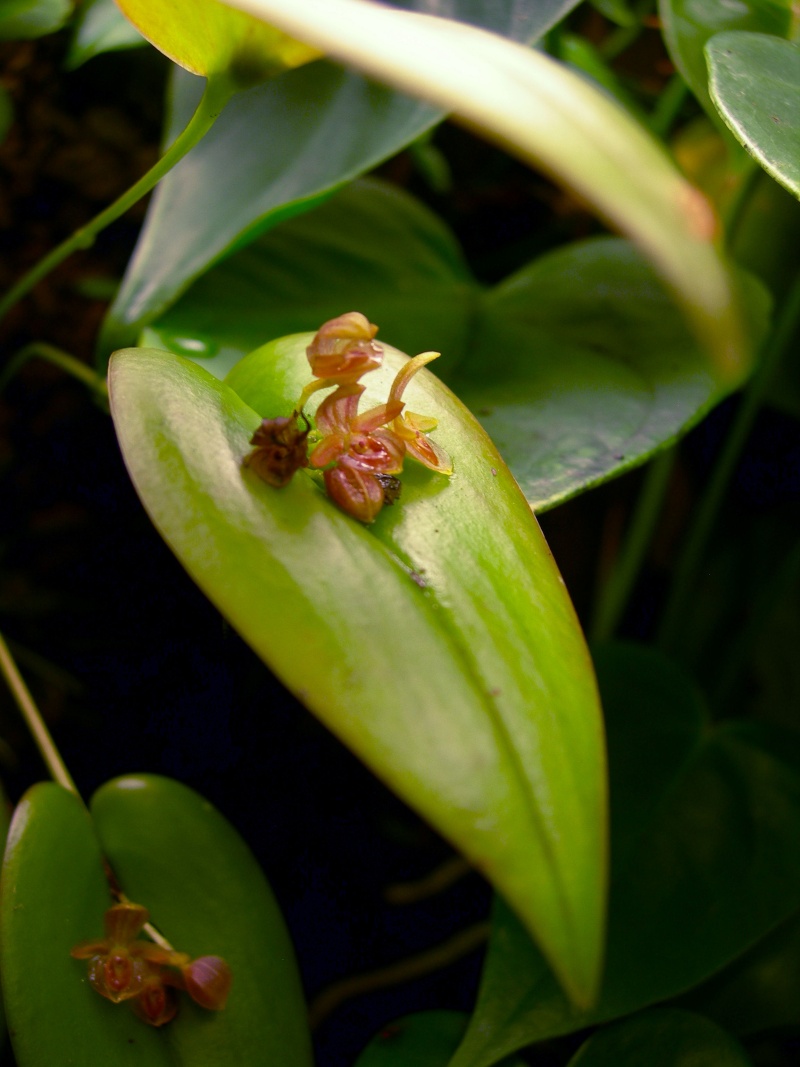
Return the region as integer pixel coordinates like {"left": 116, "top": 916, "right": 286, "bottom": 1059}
{"left": 243, "top": 313, "right": 453, "bottom": 523}
{"left": 71, "top": 901, "right": 232, "bottom": 1027}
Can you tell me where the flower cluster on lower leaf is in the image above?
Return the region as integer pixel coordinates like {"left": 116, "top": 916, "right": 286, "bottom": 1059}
{"left": 243, "top": 313, "right": 453, "bottom": 523}
{"left": 71, "top": 901, "right": 232, "bottom": 1027}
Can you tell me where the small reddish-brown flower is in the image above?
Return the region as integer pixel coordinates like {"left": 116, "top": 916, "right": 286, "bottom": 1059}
{"left": 309, "top": 384, "right": 405, "bottom": 476}
{"left": 305, "top": 311, "right": 383, "bottom": 383}
{"left": 387, "top": 351, "right": 453, "bottom": 475}
{"left": 243, "top": 411, "right": 310, "bottom": 488}
{"left": 71, "top": 902, "right": 172, "bottom": 1004}
{"left": 132, "top": 969, "right": 179, "bottom": 1027}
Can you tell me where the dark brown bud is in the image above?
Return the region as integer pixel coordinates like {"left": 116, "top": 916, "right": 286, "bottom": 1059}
{"left": 243, "top": 412, "right": 310, "bottom": 488}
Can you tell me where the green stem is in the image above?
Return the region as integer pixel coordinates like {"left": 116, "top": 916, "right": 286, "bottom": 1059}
{"left": 0, "top": 631, "right": 79, "bottom": 794}
{"left": 722, "top": 156, "right": 762, "bottom": 253}
{"left": 658, "top": 272, "right": 800, "bottom": 654}
{"left": 590, "top": 449, "right": 675, "bottom": 643}
{"left": 649, "top": 74, "right": 688, "bottom": 140}
{"left": 0, "top": 343, "right": 109, "bottom": 407}
{"left": 0, "top": 76, "right": 233, "bottom": 328}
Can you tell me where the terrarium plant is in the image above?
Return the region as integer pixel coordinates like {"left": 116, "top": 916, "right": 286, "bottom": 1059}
{"left": 0, "top": 0, "right": 798, "bottom": 1065}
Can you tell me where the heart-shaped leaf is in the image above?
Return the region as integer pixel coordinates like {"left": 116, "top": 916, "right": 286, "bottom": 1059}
{"left": 707, "top": 32, "right": 800, "bottom": 200}
{"left": 566, "top": 1009, "right": 753, "bottom": 1067}
{"left": 98, "top": 0, "right": 568, "bottom": 356}
{"left": 450, "top": 644, "right": 800, "bottom": 1067}
{"left": 0, "top": 778, "right": 311, "bottom": 1065}
{"left": 142, "top": 178, "right": 770, "bottom": 511}
{"left": 219, "top": 0, "right": 751, "bottom": 382}
{"left": 115, "top": 0, "right": 319, "bottom": 84}
{"left": 109, "top": 337, "right": 607, "bottom": 1008}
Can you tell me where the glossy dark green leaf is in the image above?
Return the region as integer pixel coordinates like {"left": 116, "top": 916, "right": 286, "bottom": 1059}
{"left": 450, "top": 644, "right": 800, "bottom": 1067}
{"left": 353, "top": 1011, "right": 526, "bottom": 1066}
{"left": 0, "top": 783, "right": 174, "bottom": 1065}
{"left": 110, "top": 340, "right": 607, "bottom": 1008}
{"left": 707, "top": 32, "right": 800, "bottom": 200}
{"left": 143, "top": 179, "right": 769, "bottom": 511}
{"left": 567, "top": 1009, "right": 752, "bottom": 1067}
{"left": 0, "top": 0, "right": 71, "bottom": 39}
{"left": 681, "top": 906, "right": 800, "bottom": 1035}
{"left": 98, "top": 0, "right": 569, "bottom": 355}
{"left": 659, "top": 0, "right": 792, "bottom": 122}
{"left": 90, "top": 774, "right": 313, "bottom": 1066}
{"left": 65, "top": 0, "right": 147, "bottom": 70}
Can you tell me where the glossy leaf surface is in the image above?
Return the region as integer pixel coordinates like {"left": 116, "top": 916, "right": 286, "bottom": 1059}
{"left": 109, "top": 340, "right": 607, "bottom": 1007}
{"left": 450, "top": 643, "right": 800, "bottom": 1067}
{"left": 222, "top": 0, "right": 749, "bottom": 382}
{"left": 353, "top": 1011, "right": 525, "bottom": 1066}
{"left": 98, "top": 0, "right": 567, "bottom": 355}
{"left": 567, "top": 1009, "right": 752, "bottom": 1067}
{"left": 90, "top": 774, "right": 313, "bottom": 1066}
{"left": 0, "top": 783, "right": 174, "bottom": 1066}
{"left": 0, "top": 0, "right": 71, "bottom": 39}
{"left": 65, "top": 0, "right": 146, "bottom": 69}
{"left": 115, "top": 0, "right": 319, "bottom": 82}
{"left": 0, "top": 777, "right": 310, "bottom": 1065}
{"left": 659, "top": 0, "right": 793, "bottom": 121}
{"left": 707, "top": 32, "right": 800, "bottom": 200}
{"left": 144, "top": 179, "right": 768, "bottom": 511}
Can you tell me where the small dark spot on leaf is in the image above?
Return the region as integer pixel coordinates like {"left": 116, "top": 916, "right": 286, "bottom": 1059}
{"left": 771, "top": 115, "right": 781, "bottom": 123}
{"left": 614, "top": 453, "right": 625, "bottom": 461}
{"left": 490, "top": 468, "right": 497, "bottom": 476}
{"left": 477, "top": 407, "right": 493, "bottom": 416}
{"left": 489, "top": 687, "right": 502, "bottom": 697}
{"left": 410, "top": 570, "right": 427, "bottom": 589}
{"left": 380, "top": 1024, "right": 403, "bottom": 1042}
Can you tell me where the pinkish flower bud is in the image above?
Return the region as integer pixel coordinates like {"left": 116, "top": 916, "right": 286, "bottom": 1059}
{"left": 324, "top": 462, "right": 386, "bottom": 524}
{"left": 181, "top": 956, "right": 233, "bottom": 1011}
{"left": 306, "top": 312, "right": 383, "bottom": 383}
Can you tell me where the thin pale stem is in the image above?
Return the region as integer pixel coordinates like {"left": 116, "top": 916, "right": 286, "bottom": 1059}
{"left": 0, "top": 76, "right": 233, "bottom": 328}
{"left": 0, "top": 630, "right": 78, "bottom": 794}
{"left": 0, "top": 633, "right": 177, "bottom": 951}
{"left": 0, "top": 343, "right": 109, "bottom": 408}
{"left": 591, "top": 448, "right": 675, "bottom": 643}
{"left": 649, "top": 74, "right": 688, "bottom": 140}
{"left": 658, "top": 272, "right": 800, "bottom": 653}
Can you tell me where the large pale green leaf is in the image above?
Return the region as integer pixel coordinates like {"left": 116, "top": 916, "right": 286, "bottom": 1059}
{"left": 659, "top": 0, "right": 794, "bottom": 122}
{"left": 353, "top": 1012, "right": 526, "bottom": 1066}
{"left": 567, "top": 1009, "right": 752, "bottom": 1067}
{"left": 143, "top": 179, "right": 769, "bottom": 511}
{"left": 109, "top": 339, "right": 607, "bottom": 1008}
{"left": 450, "top": 644, "right": 800, "bottom": 1067}
{"left": 707, "top": 32, "right": 800, "bottom": 200}
{"left": 221, "top": 0, "right": 751, "bottom": 383}
{"left": 0, "top": 778, "right": 311, "bottom": 1066}
{"left": 98, "top": 0, "right": 569, "bottom": 357}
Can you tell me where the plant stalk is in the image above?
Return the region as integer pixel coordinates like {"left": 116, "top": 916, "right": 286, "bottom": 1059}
{"left": 0, "top": 631, "right": 78, "bottom": 794}
{"left": 0, "top": 343, "right": 109, "bottom": 407}
{"left": 658, "top": 272, "right": 800, "bottom": 653}
{"left": 591, "top": 448, "right": 675, "bottom": 643}
{"left": 0, "top": 76, "right": 233, "bottom": 329}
